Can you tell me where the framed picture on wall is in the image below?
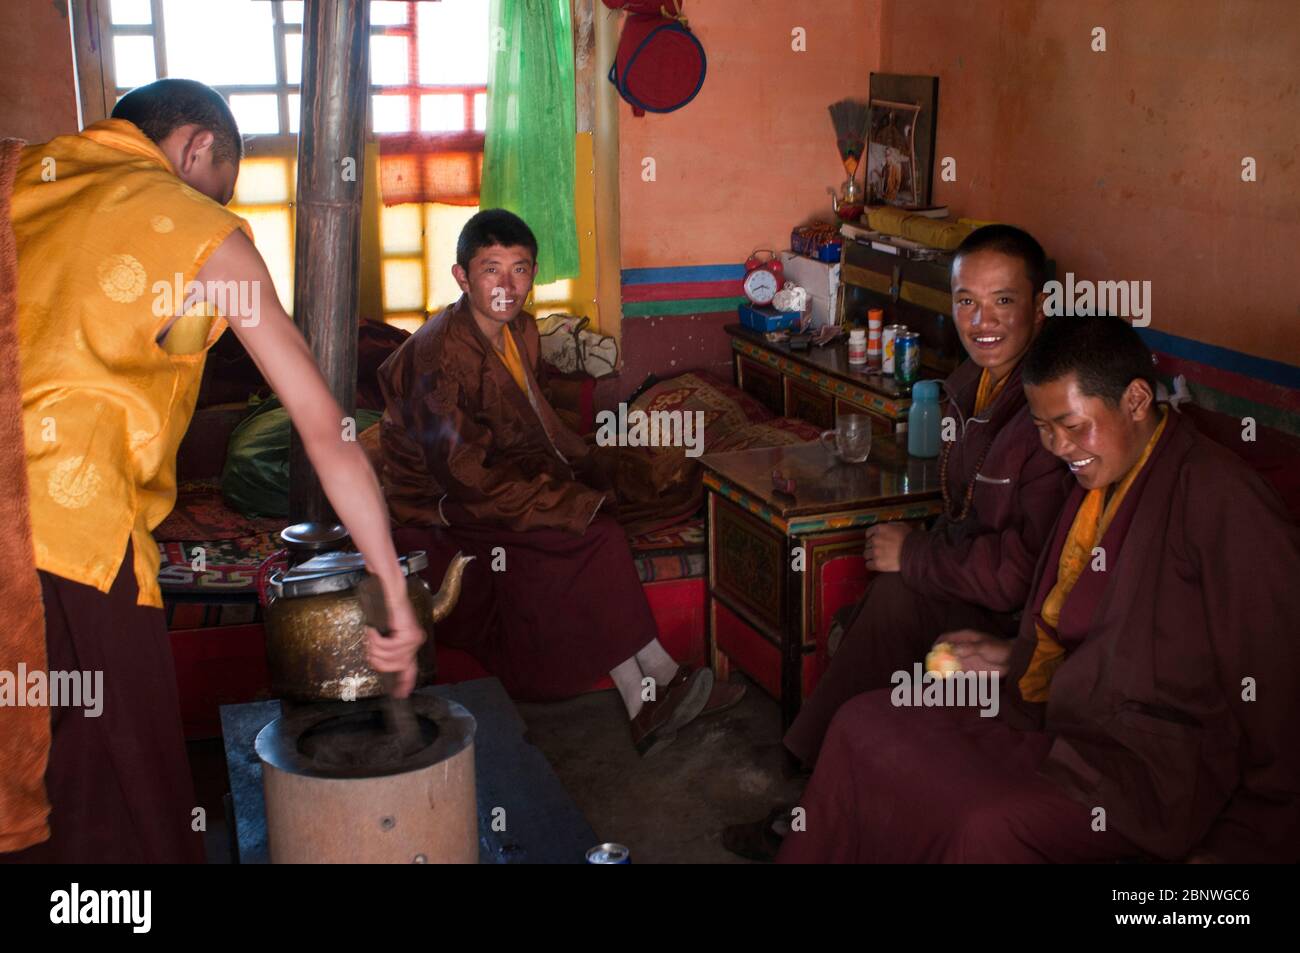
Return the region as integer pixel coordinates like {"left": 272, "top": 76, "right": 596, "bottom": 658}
{"left": 866, "top": 73, "right": 939, "bottom": 208}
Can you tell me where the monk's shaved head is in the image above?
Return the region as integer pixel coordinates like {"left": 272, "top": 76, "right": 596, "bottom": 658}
{"left": 1023, "top": 314, "right": 1157, "bottom": 406}
{"left": 113, "top": 78, "right": 243, "bottom": 165}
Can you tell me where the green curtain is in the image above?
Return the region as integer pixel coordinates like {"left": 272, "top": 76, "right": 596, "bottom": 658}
{"left": 480, "top": 0, "right": 579, "bottom": 286}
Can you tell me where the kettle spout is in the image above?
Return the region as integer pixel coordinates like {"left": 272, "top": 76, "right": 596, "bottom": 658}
{"left": 430, "top": 552, "right": 475, "bottom": 623}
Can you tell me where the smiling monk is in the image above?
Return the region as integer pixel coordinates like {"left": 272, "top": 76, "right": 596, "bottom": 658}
{"left": 379, "top": 209, "right": 742, "bottom": 755}
{"left": 726, "top": 225, "right": 1071, "bottom": 860}
{"left": 777, "top": 315, "right": 1299, "bottom": 863}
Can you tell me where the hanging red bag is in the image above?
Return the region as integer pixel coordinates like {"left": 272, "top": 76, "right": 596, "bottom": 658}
{"left": 603, "top": 1, "right": 707, "bottom": 117}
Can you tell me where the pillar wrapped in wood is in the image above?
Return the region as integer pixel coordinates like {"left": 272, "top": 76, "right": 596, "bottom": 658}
{"left": 288, "top": 0, "right": 371, "bottom": 523}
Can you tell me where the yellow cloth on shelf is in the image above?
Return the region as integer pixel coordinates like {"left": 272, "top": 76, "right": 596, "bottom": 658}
{"left": 865, "top": 205, "right": 977, "bottom": 251}
{"left": 13, "top": 119, "right": 250, "bottom": 607}
{"left": 1018, "top": 409, "right": 1169, "bottom": 701}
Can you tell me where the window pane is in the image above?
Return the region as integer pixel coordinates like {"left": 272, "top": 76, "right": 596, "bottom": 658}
{"left": 287, "top": 93, "right": 300, "bottom": 134}
{"left": 110, "top": 0, "right": 151, "bottom": 25}
{"left": 229, "top": 94, "right": 280, "bottom": 135}
{"left": 384, "top": 313, "right": 426, "bottom": 334}
{"left": 421, "top": 94, "right": 465, "bottom": 133}
{"left": 230, "top": 207, "right": 294, "bottom": 315}
{"left": 369, "top": 35, "right": 408, "bottom": 86}
{"left": 383, "top": 259, "right": 425, "bottom": 312}
{"left": 425, "top": 204, "right": 477, "bottom": 311}
{"left": 113, "top": 35, "right": 157, "bottom": 89}
{"left": 418, "top": 0, "right": 488, "bottom": 85}
{"left": 370, "top": 2, "right": 408, "bottom": 27}
{"left": 233, "top": 158, "right": 290, "bottom": 205}
{"left": 163, "top": 0, "right": 276, "bottom": 86}
{"left": 473, "top": 92, "right": 486, "bottom": 131}
{"left": 281, "top": 1, "right": 304, "bottom": 25}
{"left": 371, "top": 95, "right": 410, "bottom": 133}
{"left": 381, "top": 205, "right": 423, "bottom": 255}
{"left": 532, "top": 279, "right": 574, "bottom": 306}
{"left": 284, "top": 33, "right": 303, "bottom": 86}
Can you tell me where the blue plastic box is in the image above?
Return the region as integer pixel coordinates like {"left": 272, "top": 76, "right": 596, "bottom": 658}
{"left": 738, "top": 303, "right": 801, "bottom": 333}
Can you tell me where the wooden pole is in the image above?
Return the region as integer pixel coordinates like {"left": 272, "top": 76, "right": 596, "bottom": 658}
{"left": 288, "top": 0, "right": 371, "bottom": 524}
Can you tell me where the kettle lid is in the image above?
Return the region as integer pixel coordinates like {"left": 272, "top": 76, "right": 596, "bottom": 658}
{"left": 270, "top": 550, "right": 429, "bottom": 600}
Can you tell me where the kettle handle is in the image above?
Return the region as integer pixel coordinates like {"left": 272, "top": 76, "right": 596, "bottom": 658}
{"left": 256, "top": 548, "right": 289, "bottom": 608}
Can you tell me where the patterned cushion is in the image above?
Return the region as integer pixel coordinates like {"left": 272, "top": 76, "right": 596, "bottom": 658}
{"left": 629, "top": 517, "right": 705, "bottom": 583}
{"left": 629, "top": 371, "right": 773, "bottom": 455}
{"left": 713, "top": 417, "right": 823, "bottom": 453}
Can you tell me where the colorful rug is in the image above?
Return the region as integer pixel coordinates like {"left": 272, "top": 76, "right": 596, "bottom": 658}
{"left": 154, "top": 479, "right": 285, "bottom": 542}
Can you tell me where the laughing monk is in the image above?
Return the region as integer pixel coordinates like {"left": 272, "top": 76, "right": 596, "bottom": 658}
{"left": 0, "top": 80, "right": 425, "bottom": 862}
{"left": 778, "top": 315, "right": 1300, "bottom": 863}
{"left": 726, "top": 225, "right": 1070, "bottom": 858}
{"left": 379, "top": 209, "right": 742, "bottom": 756}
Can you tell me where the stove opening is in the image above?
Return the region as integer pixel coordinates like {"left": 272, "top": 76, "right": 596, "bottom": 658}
{"left": 296, "top": 709, "right": 440, "bottom": 770}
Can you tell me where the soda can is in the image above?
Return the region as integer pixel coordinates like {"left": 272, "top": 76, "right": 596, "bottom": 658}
{"left": 882, "top": 324, "right": 907, "bottom": 375}
{"left": 896, "top": 332, "right": 921, "bottom": 385}
{"left": 587, "top": 843, "right": 632, "bottom": 864}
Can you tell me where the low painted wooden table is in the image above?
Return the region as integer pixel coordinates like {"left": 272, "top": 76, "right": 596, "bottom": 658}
{"left": 701, "top": 437, "right": 943, "bottom": 730}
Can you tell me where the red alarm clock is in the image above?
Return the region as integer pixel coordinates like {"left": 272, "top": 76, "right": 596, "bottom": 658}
{"left": 743, "top": 249, "right": 784, "bottom": 306}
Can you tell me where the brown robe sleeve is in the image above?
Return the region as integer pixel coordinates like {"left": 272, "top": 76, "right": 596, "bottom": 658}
{"left": 899, "top": 416, "right": 1070, "bottom": 613}
{"left": 1184, "top": 462, "right": 1300, "bottom": 862}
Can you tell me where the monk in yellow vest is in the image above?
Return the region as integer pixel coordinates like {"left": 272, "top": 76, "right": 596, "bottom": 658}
{"left": 0, "top": 79, "right": 424, "bottom": 861}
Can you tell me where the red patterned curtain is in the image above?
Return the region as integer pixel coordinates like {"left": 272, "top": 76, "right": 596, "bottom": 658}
{"left": 375, "top": 1, "right": 486, "bottom": 207}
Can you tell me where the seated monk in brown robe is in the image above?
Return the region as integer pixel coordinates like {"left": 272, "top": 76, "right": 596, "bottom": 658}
{"left": 726, "top": 225, "right": 1071, "bottom": 859}
{"left": 379, "top": 209, "right": 742, "bottom": 756}
{"left": 778, "top": 315, "right": 1300, "bottom": 863}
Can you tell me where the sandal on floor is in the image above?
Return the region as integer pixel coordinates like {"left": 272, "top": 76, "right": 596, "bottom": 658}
{"left": 721, "top": 805, "right": 794, "bottom": 863}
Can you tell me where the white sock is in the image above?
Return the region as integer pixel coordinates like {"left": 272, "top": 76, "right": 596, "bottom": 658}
{"left": 634, "top": 639, "right": 679, "bottom": 685}
{"left": 609, "top": 657, "right": 645, "bottom": 720}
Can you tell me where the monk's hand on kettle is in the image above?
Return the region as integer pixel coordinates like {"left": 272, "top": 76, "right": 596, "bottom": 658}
{"left": 365, "top": 589, "right": 425, "bottom": 698}
{"left": 940, "top": 629, "right": 1011, "bottom": 677}
{"left": 862, "top": 522, "right": 911, "bottom": 573}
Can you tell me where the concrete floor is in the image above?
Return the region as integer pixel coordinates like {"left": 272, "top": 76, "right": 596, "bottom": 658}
{"left": 195, "top": 673, "right": 800, "bottom": 864}
{"left": 515, "top": 674, "right": 803, "bottom": 864}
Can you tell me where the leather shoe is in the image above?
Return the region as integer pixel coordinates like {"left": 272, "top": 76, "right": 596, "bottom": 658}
{"left": 629, "top": 666, "right": 713, "bottom": 757}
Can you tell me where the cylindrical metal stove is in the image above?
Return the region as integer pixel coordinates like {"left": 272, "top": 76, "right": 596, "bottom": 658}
{"left": 255, "top": 693, "right": 477, "bottom": 864}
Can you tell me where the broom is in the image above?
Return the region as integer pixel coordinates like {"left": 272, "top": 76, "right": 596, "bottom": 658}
{"left": 827, "top": 99, "right": 869, "bottom": 178}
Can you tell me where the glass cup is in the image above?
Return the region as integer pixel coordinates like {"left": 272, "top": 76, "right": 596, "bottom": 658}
{"left": 820, "top": 414, "right": 873, "bottom": 463}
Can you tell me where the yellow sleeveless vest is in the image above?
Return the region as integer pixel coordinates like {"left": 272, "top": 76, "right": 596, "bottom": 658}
{"left": 14, "top": 119, "right": 250, "bottom": 607}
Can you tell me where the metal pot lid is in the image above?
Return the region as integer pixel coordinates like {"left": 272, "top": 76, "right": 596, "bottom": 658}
{"left": 271, "top": 550, "right": 429, "bottom": 600}
{"left": 280, "top": 521, "right": 350, "bottom": 552}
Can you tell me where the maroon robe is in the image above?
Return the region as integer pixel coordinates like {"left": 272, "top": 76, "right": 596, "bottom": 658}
{"left": 0, "top": 542, "right": 204, "bottom": 864}
{"left": 784, "top": 358, "right": 1071, "bottom": 764}
{"left": 779, "top": 408, "right": 1300, "bottom": 863}
{"left": 379, "top": 297, "right": 654, "bottom": 700}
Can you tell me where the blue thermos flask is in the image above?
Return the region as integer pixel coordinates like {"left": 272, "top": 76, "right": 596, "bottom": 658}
{"left": 907, "top": 380, "right": 941, "bottom": 458}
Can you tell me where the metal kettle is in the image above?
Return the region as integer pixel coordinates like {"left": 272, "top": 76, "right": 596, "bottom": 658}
{"left": 263, "top": 522, "right": 474, "bottom": 702}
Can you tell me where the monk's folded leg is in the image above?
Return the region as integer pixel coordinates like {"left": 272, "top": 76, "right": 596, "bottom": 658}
{"left": 410, "top": 515, "right": 657, "bottom": 702}
{"left": 777, "top": 691, "right": 1139, "bottom": 864}
{"left": 784, "top": 573, "right": 1014, "bottom": 767}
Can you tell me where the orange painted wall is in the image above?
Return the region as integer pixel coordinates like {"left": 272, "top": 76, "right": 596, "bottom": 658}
{"left": 878, "top": 0, "right": 1300, "bottom": 366}
{"left": 618, "top": 0, "right": 882, "bottom": 268}
{"left": 0, "top": 0, "right": 80, "bottom": 142}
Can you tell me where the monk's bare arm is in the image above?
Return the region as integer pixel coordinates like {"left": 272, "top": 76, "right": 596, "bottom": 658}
{"left": 193, "top": 230, "right": 424, "bottom": 693}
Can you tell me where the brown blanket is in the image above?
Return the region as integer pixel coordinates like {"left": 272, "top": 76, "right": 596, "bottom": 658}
{"left": 0, "top": 137, "right": 51, "bottom": 852}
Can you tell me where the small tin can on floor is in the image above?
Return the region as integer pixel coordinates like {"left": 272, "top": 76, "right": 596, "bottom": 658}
{"left": 896, "top": 332, "right": 921, "bottom": 386}
{"left": 587, "top": 843, "right": 632, "bottom": 864}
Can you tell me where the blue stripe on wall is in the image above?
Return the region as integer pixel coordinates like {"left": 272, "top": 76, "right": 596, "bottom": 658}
{"left": 621, "top": 264, "right": 746, "bottom": 285}
{"left": 1136, "top": 328, "right": 1300, "bottom": 390}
